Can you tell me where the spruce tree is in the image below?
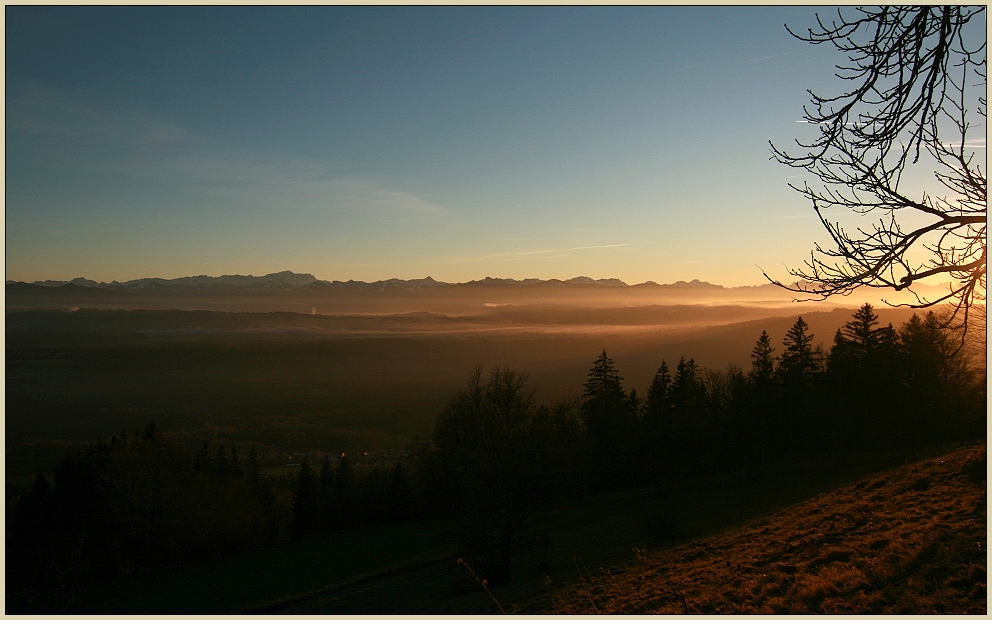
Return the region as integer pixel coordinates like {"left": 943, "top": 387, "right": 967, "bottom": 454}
{"left": 839, "top": 305, "right": 897, "bottom": 363}
{"left": 827, "top": 304, "right": 901, "bottom": 443}
{"left": 843, "top": 303, "right": 881, "bottom": 348}
{"left": 748, "top": 330, "right": 776, "bottom": 386}
{"left": 580, "top": 350, "right": 638, "bottom": 481}
{"left": 776, "top": 317, "right": 822, "bottom": 388}
{"left": 832, "top": 304, "right": 899, "bottom": 370}
{"left": 581, "top": 350, "right": 626, "bottom": 408}
{"left": 899, "top": 313, "right": 945, "bottom": 385}
{"left": 646, "top": 361, "right": 672, "bottom": 417}
{"left": 897, "top": 311, "right": 979, "bottom": 441}
{"left": 671, "top": 357, "right": 705, "bottom": 410}
{"left": 641, "top": 361, "right": 674, "bottom": 476}
{"left": 628, "top": 388, "right": 643, "bottom": 416}
{"left": 579, "top": 349, "right": 631, "bottom": 441}
{"left": 773, "top": 317, "right": 829, "bottom": 452}
{"left": 664, "top": 357, "right": 709, "bottom": 475}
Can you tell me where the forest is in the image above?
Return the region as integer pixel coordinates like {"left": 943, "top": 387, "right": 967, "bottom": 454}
{"left": 5, "top": 303, "right": 985, "bottom": 612}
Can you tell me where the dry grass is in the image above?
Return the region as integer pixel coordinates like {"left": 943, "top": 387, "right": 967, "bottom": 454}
{"left": 547, "top": 444, "right": 986, "bottom": 614}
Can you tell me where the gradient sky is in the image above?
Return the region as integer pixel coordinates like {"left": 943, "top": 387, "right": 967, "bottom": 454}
{"left": 8, "top": 6, "right": 870, "bottom": 286}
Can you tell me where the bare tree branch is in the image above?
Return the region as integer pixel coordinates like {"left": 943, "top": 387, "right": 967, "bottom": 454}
{"left": 767, "top": 6, "right": 987, "bottom": 339}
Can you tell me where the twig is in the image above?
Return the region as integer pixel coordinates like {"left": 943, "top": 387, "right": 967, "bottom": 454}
{"left": 573, "top": 556, "right": 600, "bottom": 614}
{"left": 457, "top": 558, "right": 505, "bottom": 614}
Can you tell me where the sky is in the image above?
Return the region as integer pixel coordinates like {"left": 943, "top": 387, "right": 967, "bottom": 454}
{"left": 7, "top": 5, "right": 907, "bottom": 286}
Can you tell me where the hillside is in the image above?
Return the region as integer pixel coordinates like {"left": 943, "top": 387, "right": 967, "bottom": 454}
{"left": 157, "top": 444, "right": 983, "bottom": 615}
{"left": 543, "top": 444, "right": 986, "bottom": 614}
{"left": 15, "top": 444, "right": 983, "bottom": 614}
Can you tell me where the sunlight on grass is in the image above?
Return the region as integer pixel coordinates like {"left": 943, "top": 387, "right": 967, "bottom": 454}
{"left": 548, "top": 444, "right": 986, "bottom": 614}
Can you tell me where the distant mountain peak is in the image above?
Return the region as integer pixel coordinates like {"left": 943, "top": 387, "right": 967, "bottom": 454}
{"left": 564, "top": 276, "right": 629, "bottom": 287}
{"left": 12, "top": 271, "right": 783, "bottom": 293}
{"left": 668, "top": 279, "right": 723, "bottom": 289}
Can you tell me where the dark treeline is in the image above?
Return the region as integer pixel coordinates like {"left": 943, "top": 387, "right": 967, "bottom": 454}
{"left": 6, "top": 425, "right": 421, "bottom": 609}
{"left": 629, "top": 306, "right": 985, "bottom": 479}
{"left": 411, "top": 305, "right": 985, "bottom": 584}
{"left": 8, "top": 424, "right": 275, "bottom": 601}
{"left": 6, "top": 305, "right": 985, "bottom": 608}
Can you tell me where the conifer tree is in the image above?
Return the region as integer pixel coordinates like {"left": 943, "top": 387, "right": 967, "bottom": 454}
{"left": 828, "top": 304, "right": 900, "bottom": 410}
{"left": 640, "top": 361, "right": 673, "bottom": 475}
{"left": 772, "top": 317, "right": 829, "bottom": 451}
{"left": 661, "top": 357, "right": 710, "bottom": 474}
{"left": 581, "top": 350, "right": 626, "bottom": 410}
{"left": 646, "top": 361, "right": 672, "bottom": 418}
{"left": 580, "top": 350, "right": 639, "bottom": 481}
{"left": 836, "top": 304, "right": 898, "bottom": 362}
{"left": 843, "top": 303, "right": 880, "bottom": 347}
{"left": 748, "top": 330, "right": 776, "bottom": 386}
{"left": 579, "top": 350, "right": 632, "bottom": 442}
{"left": 900, "top": 313, "right": 945, "bottom": 381}
{"left": 628, "top": 388, "right": 643, "bottom": 416}
{"left": 776, "top": 317, "right": 822, "bottom": 388}
{"left": 671, "top": 357, "right": 706, "bottom": 411}
{"left": 898, "top": 311, "right": 980, "bottom": 439}
{"left": 828, "top": 327, "right": 853, "bottom": 373}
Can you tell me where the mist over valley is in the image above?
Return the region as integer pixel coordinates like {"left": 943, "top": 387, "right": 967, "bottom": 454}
{"left": 5, "top": 271, "right": 933, "bottom": 475}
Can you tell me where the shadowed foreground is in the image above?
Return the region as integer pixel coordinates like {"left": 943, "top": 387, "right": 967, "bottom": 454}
{"left": 546, "top": 444, "right": 986, "bottom": 614}
{"left": 35, "top": 443, "right": 983, "bottom": 614}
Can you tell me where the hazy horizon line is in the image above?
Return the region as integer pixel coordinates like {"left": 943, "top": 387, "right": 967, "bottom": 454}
{"left": 7, "top": 270, "right": 794, "bottom": 290}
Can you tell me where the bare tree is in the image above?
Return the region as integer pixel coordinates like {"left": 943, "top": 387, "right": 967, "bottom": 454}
{"left": 767, "top": 6, "right": 986, "bottom": 335}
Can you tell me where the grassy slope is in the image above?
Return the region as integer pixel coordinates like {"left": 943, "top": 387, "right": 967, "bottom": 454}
{"left": 36, "top": 443, "right": 983, "bottom": 614}
{"left": 544, "top": 444, "right": 986, "bottom": 614}
{"left": 261, "top": 443, "right": 984, "bottom": 615}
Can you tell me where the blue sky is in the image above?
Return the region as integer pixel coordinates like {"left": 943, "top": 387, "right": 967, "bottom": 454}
{"left": 7, "top": 6, "right": 857, "bottom": 285}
